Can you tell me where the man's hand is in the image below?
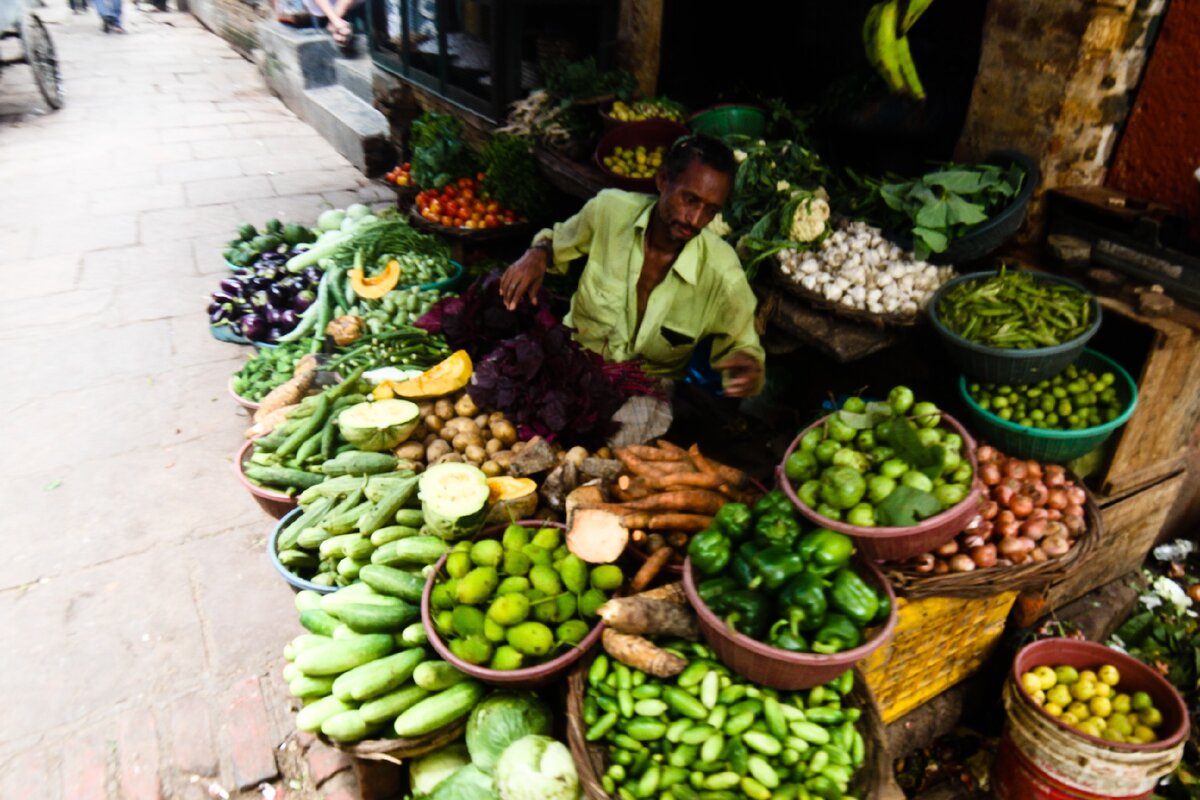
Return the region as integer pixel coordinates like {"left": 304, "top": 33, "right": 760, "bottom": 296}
{"left": 499, "top": 248, "right": 550, "bottom": 311}
{"left": 714, "top": 352, "right": 763, "bottom": 398}
{"left": 328, "top": 15, "right": 352, "bottom": 44}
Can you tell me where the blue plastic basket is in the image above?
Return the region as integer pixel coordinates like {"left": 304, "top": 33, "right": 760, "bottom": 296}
{"left": 269, "top": 508, "right": 337, "bottom": 594}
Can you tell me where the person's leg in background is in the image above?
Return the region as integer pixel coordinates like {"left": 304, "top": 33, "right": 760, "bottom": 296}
{"left": 94, "top": 0, "right": 124, "bottom": 31}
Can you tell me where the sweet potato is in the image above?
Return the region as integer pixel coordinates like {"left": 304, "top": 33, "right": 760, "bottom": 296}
{"left": 616, "top": 490, "right": 727, "bottom": 517}
{"left": 618, "top": 512, "right": 713, "bottom": 532}
{"left": 566, "top": 509, "right": 629, "bottom": 564}
{"left": 688, "top": 445, "right": 749, "bottom": 488}
{"left": 644, "top": 472, "right": 725, "bottom": 492}
{"left": 655, "top": 440, "right": 688, "bottom": 456}
{"left": 624, "top": 444, "right": 688, "bottom": 462}
{"left": 599, "top": 597, "right": 700, "bottom": 640}
{"left": 615, "top": 449, "right": 696, "bottom": 478}
{"left": 602, "top": 629, "right": 686, "bottom": 678}
{"left": 614, "top": 475, "right": 653, "bottom": 501}
{"left": 630, "top": 547, "right": 673, "bottom": 592}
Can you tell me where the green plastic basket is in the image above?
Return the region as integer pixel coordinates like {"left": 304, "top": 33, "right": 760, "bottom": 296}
{"left": 957, "top": 349, "right": 1138, "bottom": 462}
{"left": 688, "top": 104, "right": 767, "bottom": 139}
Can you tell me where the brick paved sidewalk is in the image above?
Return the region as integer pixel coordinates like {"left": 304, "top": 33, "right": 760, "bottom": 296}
{"left": 0, "top": 6, "right": 389, "bottom": 798}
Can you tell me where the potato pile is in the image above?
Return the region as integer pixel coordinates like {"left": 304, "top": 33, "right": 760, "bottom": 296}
{"left": 393, "top": 391, "right": 519, "bottom": 475}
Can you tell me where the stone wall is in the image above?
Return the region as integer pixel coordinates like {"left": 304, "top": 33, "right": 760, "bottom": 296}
{"left": 955, "top": 0, "right": 1167, "bottom": 242}
{"left": 190, "top": 0, "right": 272, "bottom": 56}
{"left": 1107, "top": 0, "right": 1200, "bottom": 239}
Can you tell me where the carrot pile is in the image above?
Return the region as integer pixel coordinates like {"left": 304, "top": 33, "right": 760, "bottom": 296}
{"left": 586, "top": 441, "right": 757, "bottom": 564}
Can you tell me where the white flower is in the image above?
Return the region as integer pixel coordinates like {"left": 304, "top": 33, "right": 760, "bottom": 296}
{"left": 733, "top": 149, "right": 748, "bottom": 164}
{"left": 776, "top": 180, "right": 791, "bottom": 193}
{"left": 789, "top": 197, "right": 831, "bottom": 243}
{"left": 707, "top": 212, "right": 732, "bottom": 238}
{"left": 1153, "top": 539, "right": 1196, "bottom": 562}
{"left": 1151, "top": 575, "right": 1193, "bottom": 612}
{"left": 1139, "top": 594, "right": 1164, "bottom": 611}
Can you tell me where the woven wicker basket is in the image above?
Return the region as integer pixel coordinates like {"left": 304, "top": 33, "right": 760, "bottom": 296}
{"left": 768, "top": 258, "right": 924, "bottom": 329}
{"left": 565, "top": 651, "right": 892, "bottom": 800}
{"left": 883, "top": 476, "right": 1102, "bottom": 600}
{"left": 408, "top": 205, "right": 536, "bottom": 243}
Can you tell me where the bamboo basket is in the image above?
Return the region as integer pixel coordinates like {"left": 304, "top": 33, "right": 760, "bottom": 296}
{"left": 565, "top": 651, "right": 891, "bottom": 800}
{"left": 883, "top": 475, "right": 1102, "bottom": 599}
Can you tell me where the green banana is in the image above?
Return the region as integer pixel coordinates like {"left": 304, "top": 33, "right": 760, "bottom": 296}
{"left": 862, "top": 3, "right": 884, "bottom": 71}
{"left": 894, "top": 35, "right": 926, "bottom": 100}
{"left": 872, "top": 1, "right": 906, "bottom": 94}
{"left": 900, "top": 0, "right": 935, "bottom": 34}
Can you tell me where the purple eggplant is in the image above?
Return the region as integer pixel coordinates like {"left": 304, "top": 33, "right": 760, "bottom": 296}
{"left": 303, "top": 266, "right": 323, "bottom": 284}
{"left": 240, "top": 314, "right": 267, "bottom": 340}
{"left": 293, "top": 290, "right": 316, "bottom": 312}
{"left": 267, "top": 284, "right": 291, "bottom": 307}
{"left": 218, "top": 277, "right": 244, "bottom": 295}
{"left": 233, "top": 302, "right": 256, "bottom": 318}
{"left": 256, "top": 265, "right": 280, "bottom": 282}
{"left": 250, "top": 290, "right": 270, "bottom": 309}
{"left": 209, "top": 303, "right": 232, "bottom": 324}
{"left": 267, "top": 327, "right": 285, "bottom": 342}
{"left": 211, "top": 290, "right": 238, "bottom": 305}
{"left": 265, "top": 306, "right": 285, "bottom": 325}
{"left": 279, "top": 309, "right": 299, "bottom": 329}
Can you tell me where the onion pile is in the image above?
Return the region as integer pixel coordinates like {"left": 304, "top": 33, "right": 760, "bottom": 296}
{"left": 906, "top": 445, "right": 1089, "bottom": 574}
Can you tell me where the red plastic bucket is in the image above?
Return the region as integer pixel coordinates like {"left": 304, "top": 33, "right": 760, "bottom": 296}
{"left": 993, "top": 638, "right": 1188, "bottom": 799}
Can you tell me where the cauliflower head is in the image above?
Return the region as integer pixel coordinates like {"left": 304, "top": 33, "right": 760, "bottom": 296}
{"left": 789, "top": 195, "right": 831, "bottom": 243}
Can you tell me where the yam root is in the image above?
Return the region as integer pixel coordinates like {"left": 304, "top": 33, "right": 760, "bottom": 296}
{"left": 616, "top": 490, "right": 727, "bottom": 517}
{"left": 688, "top": 445, "right": 749, "bottom": 488}
{"left": 566, "top": 509, "right": 629, "bottom": 564}
{"left": 619, "top": 512, "right": 713, "bottom": 532}
{"left": 601, "top": 629, "right": 687, "bottom": 678}
{"left": 598, "top": 597, "right": 701, "bottom": 640}
{"left": 630, "top": 547, "right": 673, "bottom": 592}
{"left": 636, "top": 582, "right": 687, "bottom": 605}
{"left": 565, "top": 483, "right": 606, "bottom": 524}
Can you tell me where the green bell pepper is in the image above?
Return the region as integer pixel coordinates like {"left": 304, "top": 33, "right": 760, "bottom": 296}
{"left": 829, "top": 568, "right": 879, "bottom": 627}
{"left": 729, "top": 541, "right": 762, "bottom": 589}
{"left": 688, "top": 529, "right": 732, "bottom": 576}
{"left": 712, "top": 502, "right": 753, "bottom": 540}
{"left": 752, "top": 490, "right": 792, "bottom": 519}
{"left": 749, "top": 545, "right": 807, "bottom": 591}
{"left": 812, "top": 613, "right": 862, "bottom": 654}
{"left": 779, "top": 572, "right": 828, "bottom": 633}
{"left": 697, "top": 577, "right": 738, "bottom": 612}
{"left": 753, "top": 512, "right": 801, "bottom": 549}
{"left": 797, "top": 528, "right": 855, "bottom": 575}
{"left": 768, "top": 619, "right": 809, "bottom": 652}
{"left": 874, "top": 590, "right": 892, "bottom": 625}
{"left": 722, "top": 590, "right": 771, "bottom": 639}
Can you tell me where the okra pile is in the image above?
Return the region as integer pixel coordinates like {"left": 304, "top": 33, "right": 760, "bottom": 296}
{"left": 325, "top": 328, "right": 453, "bottom": 376}
{"left": 936, "top": 268, "right": 1094, "bottom": 349}
{"left": 583, "top": 645, "right": 865, "bottom": 800}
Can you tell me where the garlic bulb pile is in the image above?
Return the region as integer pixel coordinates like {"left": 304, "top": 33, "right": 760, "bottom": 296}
{"left": 778, "top": 220, "right": 955, "bottom": 316}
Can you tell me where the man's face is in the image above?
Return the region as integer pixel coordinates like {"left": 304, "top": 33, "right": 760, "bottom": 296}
{"left": 654, "top": 160, "right": 733, "bottom": 245}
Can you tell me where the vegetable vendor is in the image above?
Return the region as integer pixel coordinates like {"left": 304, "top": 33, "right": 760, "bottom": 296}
{"left": 499, "top": 134, "right": 765, "bottom": 398}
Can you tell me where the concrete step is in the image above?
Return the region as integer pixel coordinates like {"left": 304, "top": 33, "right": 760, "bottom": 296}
{"left": 302, "top": 84, "right": 391, "bottom": 173}
{"left": 333, "top": 53, "right": 373, "bottom": 104}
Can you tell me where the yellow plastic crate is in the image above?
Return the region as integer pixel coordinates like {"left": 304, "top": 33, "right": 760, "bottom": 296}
{"left": 861, "top": 591, "right": 1018, "bottom": 724}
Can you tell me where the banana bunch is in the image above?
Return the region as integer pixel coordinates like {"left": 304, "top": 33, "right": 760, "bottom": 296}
{"left": 863, "top": 0, "right": 932, "bottom": 100}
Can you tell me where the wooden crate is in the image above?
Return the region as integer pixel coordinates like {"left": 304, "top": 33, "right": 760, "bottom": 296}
{"left": 1044, "top": 470, "right": 1187, "bottom": 611}
{"left": 1089, "top": 298, "right": 1200, "bottom": 498}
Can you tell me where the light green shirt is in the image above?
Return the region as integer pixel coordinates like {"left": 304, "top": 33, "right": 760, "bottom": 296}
{"left": 534, "top": 189, "right": 765, "bottom": 383}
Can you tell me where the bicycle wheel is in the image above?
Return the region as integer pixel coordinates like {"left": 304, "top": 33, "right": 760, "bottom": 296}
{"left": 20, "top": 13, "right": 63, "bottom": 109}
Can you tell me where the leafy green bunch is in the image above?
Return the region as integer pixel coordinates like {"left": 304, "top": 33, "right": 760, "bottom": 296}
{"left": 410, "top": 112, "right": 478, "bottom": 190}
{"left": 480, "top": 134, "right": 550, "bottom": 220}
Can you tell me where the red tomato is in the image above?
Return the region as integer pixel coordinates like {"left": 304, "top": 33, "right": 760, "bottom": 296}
{"left": 443, "top": 185, "right": 457, "bottom": 198}
{"left": 461, "top": 189, "right": 475, "bottom": 202}
{"left": 476, "top": 171, "right": 487, "bottom": 183}
{"left": 486, "top": 201, "right": 500, "bottom": 214}
{"left": 484, "top": 213, "right": 497, "bottom": 226}
{"left": 457, "top": 208, "right": 470, "bottom": 221}
{"left": 504, "top": 210, "right": 516, "bottom": 222}
{"left": 440, "top": 215, "right": 453, "bottom": 227}
{"left": 402, "top": 162, "right": 411, "bottom": 170}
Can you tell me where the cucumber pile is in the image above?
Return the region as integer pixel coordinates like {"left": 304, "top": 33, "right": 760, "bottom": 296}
{"left": 278, "top": 472, "right": 449, "bottom": 588}
{"left": 286, "top": 586, "right": 484, "bottom": 743}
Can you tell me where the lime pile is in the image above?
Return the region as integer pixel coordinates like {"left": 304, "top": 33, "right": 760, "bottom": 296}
{"left": 602, "top": 145, "right": 665, "bottom": 180}
{"left": 1021, "top": 663, "right": 1165, "bottom": 743}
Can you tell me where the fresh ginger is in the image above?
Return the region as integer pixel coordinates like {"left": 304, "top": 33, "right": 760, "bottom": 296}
{"left": 598, "top": 597, "right": 701, "bottom": 640}
{"left": 601, "top": 629, "right": 687, "bottom": 678}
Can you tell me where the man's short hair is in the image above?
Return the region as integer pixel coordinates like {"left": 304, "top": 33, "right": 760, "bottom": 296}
{"left": 663, "top": 134, "right": 737, "bottom": 182}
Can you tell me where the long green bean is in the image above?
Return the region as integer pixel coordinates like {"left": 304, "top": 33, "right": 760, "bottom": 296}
{"left": 938, "top": 268, "right": 1092, "bottom": 349}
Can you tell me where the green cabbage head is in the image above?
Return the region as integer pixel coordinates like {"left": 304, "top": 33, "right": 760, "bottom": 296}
{"left": 466, "top": 692, "right": 553, "bottom": 773}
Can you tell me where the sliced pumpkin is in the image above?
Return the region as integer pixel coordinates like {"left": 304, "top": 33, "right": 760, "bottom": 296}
{"left": 485, "top": 476, "right": 539, "bottom": 523}
{"left": 349, "top": 260, "right": 401, "bottom": 299}
{"left": 390, "top": 350, "right": 473, "bottom": 399}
